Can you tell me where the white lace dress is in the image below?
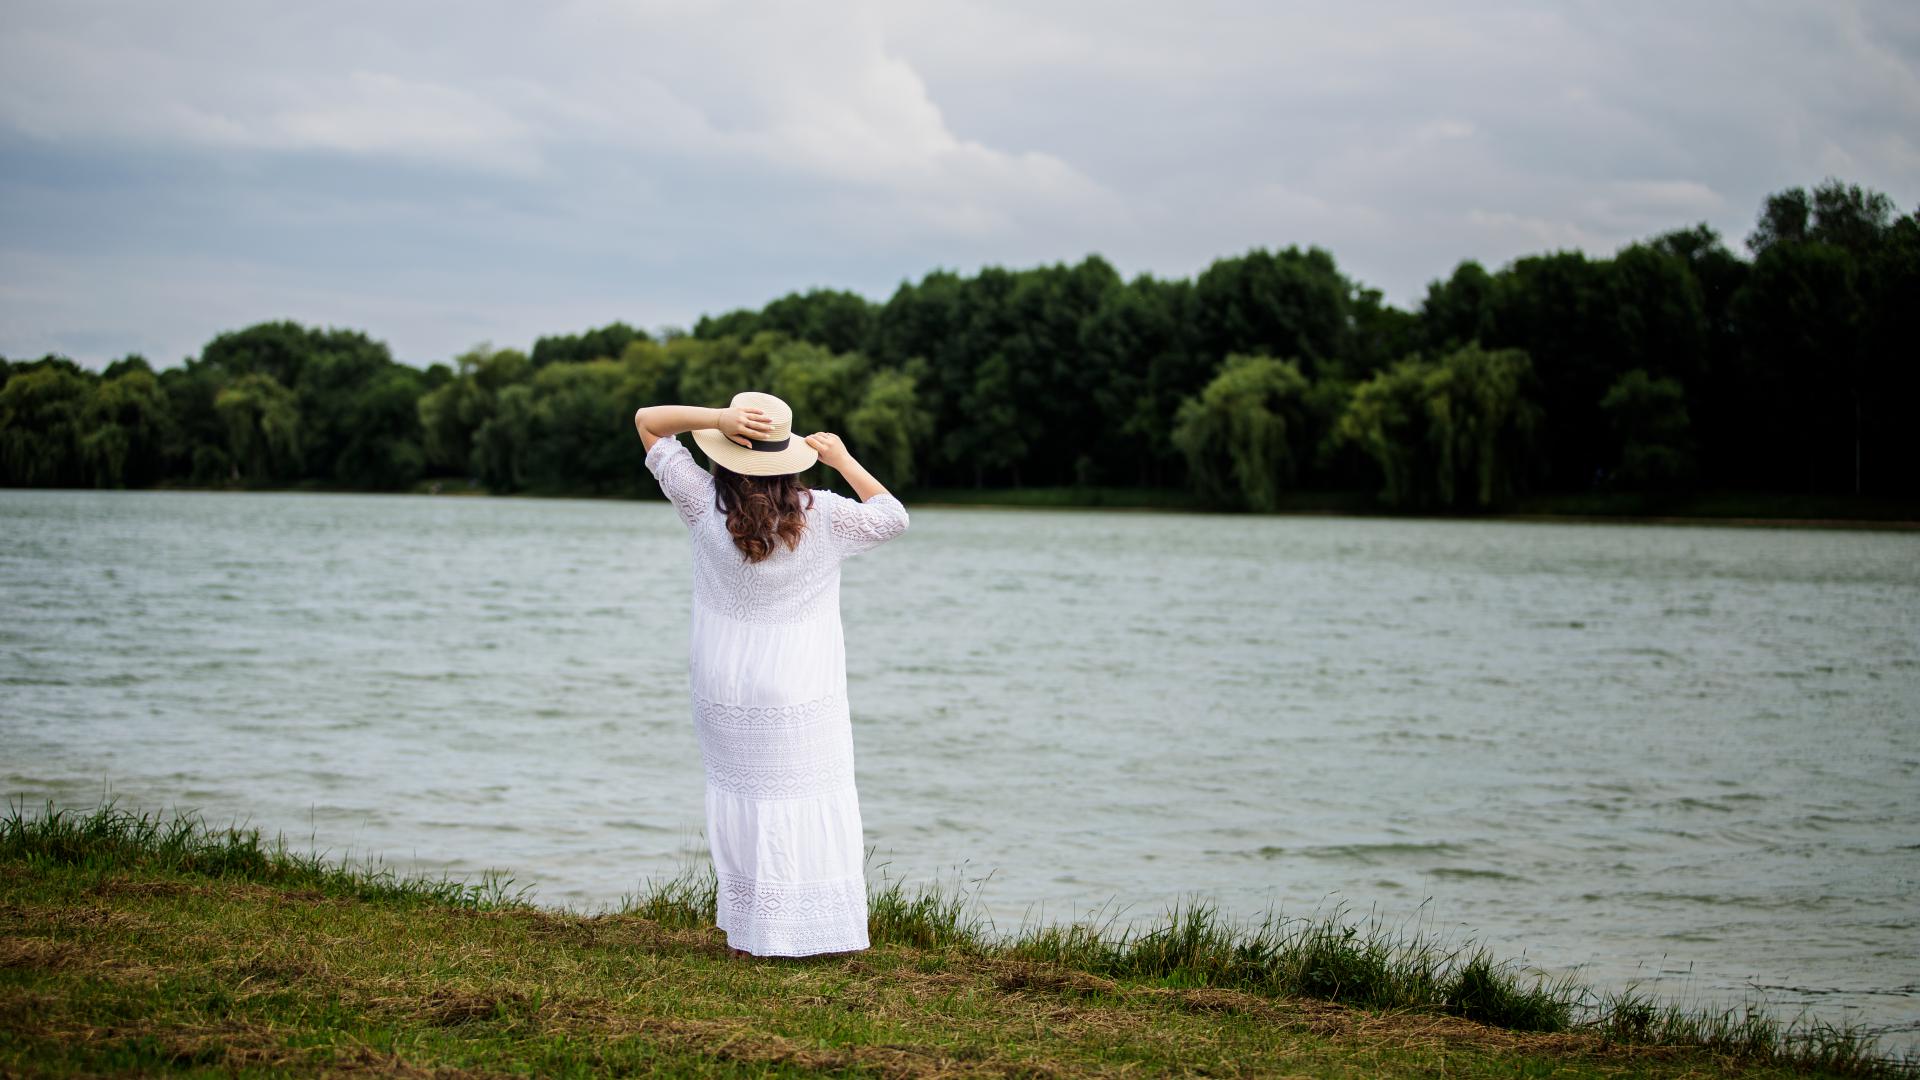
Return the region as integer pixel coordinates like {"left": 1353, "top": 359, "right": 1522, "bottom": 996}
{"left": 644, "top": 433, "right": 910, "bottom": 956}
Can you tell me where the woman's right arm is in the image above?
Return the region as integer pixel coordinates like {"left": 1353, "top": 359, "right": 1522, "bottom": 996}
{"left": 635, "top": 403, "right": 775, "bottom": 453}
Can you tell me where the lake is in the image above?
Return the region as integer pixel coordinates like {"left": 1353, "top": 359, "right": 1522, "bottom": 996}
{"left": 3, "top": 487, "right": 1916, "bottom": 1051}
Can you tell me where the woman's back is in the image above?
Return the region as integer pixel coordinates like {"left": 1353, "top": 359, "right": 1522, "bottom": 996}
{"left": 649, "top": 435, "right": 909, "bottom": 627}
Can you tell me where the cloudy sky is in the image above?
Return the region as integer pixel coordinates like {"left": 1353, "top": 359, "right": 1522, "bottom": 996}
{"left": 2, "top": 1, "right": 1916, "bottom": 372}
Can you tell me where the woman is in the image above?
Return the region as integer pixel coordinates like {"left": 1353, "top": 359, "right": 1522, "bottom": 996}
{"left": 634, "top": 390, "right": 909, "bottom": 958}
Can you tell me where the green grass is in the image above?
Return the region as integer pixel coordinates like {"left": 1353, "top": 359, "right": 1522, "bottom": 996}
{"left": 3, "top": 796, "right": 1911, "bottom": 1078}
{"left": 0, "top": 793, "right": 533, "bottom": 910}
{"left": 851, "top": 869, "right": 1901, "bottom": 1072}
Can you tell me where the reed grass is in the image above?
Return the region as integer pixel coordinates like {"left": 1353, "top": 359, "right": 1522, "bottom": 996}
{"left": 615, "top": 832, "right": 1911, "bottom": 1075}
{"left": 0, "top": 796, "right": 535, "bottom": 910}
{"left": 6, "top": 795, "right": 1911, "bottom": 1078}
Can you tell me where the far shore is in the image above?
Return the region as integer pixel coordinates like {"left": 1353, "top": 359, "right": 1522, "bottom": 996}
{"left": 20, "top": 479, "right": 1919, "bottom": 531}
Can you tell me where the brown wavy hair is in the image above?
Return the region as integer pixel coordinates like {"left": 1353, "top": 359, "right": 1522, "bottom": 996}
{"left": 712, "top": 464, "right": 814, "bottom": 563}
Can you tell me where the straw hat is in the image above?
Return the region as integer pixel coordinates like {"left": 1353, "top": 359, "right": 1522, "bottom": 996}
{"left": 690, "top": 390, "right": 819, "bottom": 476}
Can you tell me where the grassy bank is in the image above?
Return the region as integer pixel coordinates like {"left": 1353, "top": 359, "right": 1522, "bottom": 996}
{"left": 3, "top": 799, "right": 1909, "bottom": 1078}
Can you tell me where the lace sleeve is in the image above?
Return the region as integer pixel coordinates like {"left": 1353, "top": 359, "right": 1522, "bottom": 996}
{"left": 819, "top": 489, "right": 909, "bottom": 559}
{"left": 644, "top": 434, "right": 714, "bottom": 528}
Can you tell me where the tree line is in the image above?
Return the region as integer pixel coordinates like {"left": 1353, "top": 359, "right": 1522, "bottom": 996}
{"left": 3, "top": 178, "right": 1914, "bottom": 510}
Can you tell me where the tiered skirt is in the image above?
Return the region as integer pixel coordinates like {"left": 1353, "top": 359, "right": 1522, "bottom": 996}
{"left": 686, "top": 602, "right": 870, "bottom": 956}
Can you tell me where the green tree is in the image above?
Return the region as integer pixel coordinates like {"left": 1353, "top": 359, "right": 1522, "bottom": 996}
{"left": 0, "top": 364, "right": 93, "bottom": 486}
{"left": 1017, "top": 257, "right": 1127, "bottom": 485}
{"left": 1730, "top": 238, "right": 1865, "bottom": 492}
{"left": 674, "top": 334, "right": 774, "bottom": 411}
{"left": 1610, "top": 243, "right": 1708, "bottom": 389}
{"left": 1171, "top": 354, "right": 1313, "bottom": 511}
{"left": 214, "top": 372, "right": 302, "bottom": 484}
{"left": 613, "top": 337, "right": 693, "bottom": 433}
{"left": 1858, "top": 206, "right": 1920, "bottom": 495}
{"left": 1338, "top": 345, "right": 1540, "bottom": 509}
{"left": 1192, "top": 247, "right": 1353, "bottom": 380}
{"left": 1648, "top": 225, "right": 1749, "bottom": 485}
{"left": 83, "top": 368, "right": 173, "bottom": 488}
{"left": 1335, "top": 360, "right": 1432, "bottom": 509}
{"left": 1485, "top": 252, "right": 1620, "bottom": 488}
{"left": 334, "top": 365, "right": 426, "bottom": 489}
{"left": 157, "top": 360, "right": 233, "bottom": 485}
{"left": 418, "top": 345, "right": 531, "bottom": 477}
{"left": 1748, "top": 186, "right": 1813, "bottom": 254}
{"left": 1424, "top": 345, "right": 1541, "bottom": 508}
{"left": 846, "top": 361, "right": 933, "bottom": 489}
{"left": 197, "top": 320, "right": 406, "bottom": 485}
{"left": 1420, "top": 261, "right": 1497, "bottom": 355}
{"left": 291, "top": 332, "right": 407, "bottom": 484}
{"left": 767, "top": 340, "right": 869, "bottom": 440}
{"left": 531, "top": 322, "right": 648, "bottom": 368}
{"left": 961, "top": 348, "right": 1027, "bottom": 485}
{"left": 1349, "top": 285, "right": 1421, "bottom": 379}
{"left": 1600, "top": 369, "right": 1694, "bottom": 488}
{"left": 1080, "top": 275, "right": 1201, "bottom": 486}
{"left": 866, "top": 270, "right": 976, "bottom": 485}
{"left": 472, "top": 384, "right": 536, "bottom": 493}
{"left": 697, "top": 289, "right": 877, "bottom": 355}
{"left": 1749, "top": 179, "right": 1896, "bottom": 257}
{"left": 524, "top": 359, "right": 632, "bottom": 494}
{"left": 200, "top": 321, "right": 318, "bottom": 388}
{"left": 102, "top": 353, "right": 154, "bottom": 380}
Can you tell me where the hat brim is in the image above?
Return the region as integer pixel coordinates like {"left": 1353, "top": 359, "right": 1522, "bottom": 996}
{"left": 690, "top": 427, "right": 820, "bottom": 476}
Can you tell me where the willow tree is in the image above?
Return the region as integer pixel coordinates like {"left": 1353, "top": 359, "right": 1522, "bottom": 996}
{"left": 1338, "top": 345, "right": 1540, "bottom": 509}
{"left": 1432, "top": 344, "right": 1540, "bottom": 507}
{"left": 0, "top": 365, "right": 92, "bottom": 486}
{"left": 1334, "top": 359, "right": 1430, "bottom": 508}
{"left": 83, "top": 367, "right": 172, "bottom": 488}
{"left": 471, "top": 383, "right": 536, "bottom": 493}
{"left": 847, "top": 360, "right": 933, "bottom": 489}
{"left": 213, "top": 372, "right": 303, "bottom": 484}
{"left": 418, "top": 344, "right": 531, "bottom": 477}
{"left": 1171, "top": 353, "right": 1312, "bottom": 511}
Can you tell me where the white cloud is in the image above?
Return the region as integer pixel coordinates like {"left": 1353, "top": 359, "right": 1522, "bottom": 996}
{"left": 0, "top": 0, "right": 1113, "bottom": 224}
{"left": 269, "top": 71, "right": 541, "bottom": 172}
{"left": 1464, "top": 209, "right": 1608, "bottom": 253}
{"left": 1, "top": 0, "right": 1917, "bottom": 367}
{"left": 1578, "top": 181, "right": 1727, "bottom": 236}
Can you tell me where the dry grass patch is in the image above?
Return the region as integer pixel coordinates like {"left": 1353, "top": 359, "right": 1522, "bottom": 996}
{"left": 353, "top": 979, "right": 1100, "bottom": 1079}
{"left": 0, "top": 934, "right": 87, "bottom": 971}
{"left": 19, "top": 1015, "right": 517, "bottom": 1078}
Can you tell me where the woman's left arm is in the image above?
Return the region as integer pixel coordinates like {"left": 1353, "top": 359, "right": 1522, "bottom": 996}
{"left": 634, "top": 403, "right": 773, "bottom": 452}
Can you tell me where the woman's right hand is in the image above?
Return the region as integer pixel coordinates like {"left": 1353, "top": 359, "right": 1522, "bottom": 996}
{"left": 804, "top": 432, "right": 852, "bottom": 469}
{"left": 715, "top": 405, "right": 776, "bottom": 448}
